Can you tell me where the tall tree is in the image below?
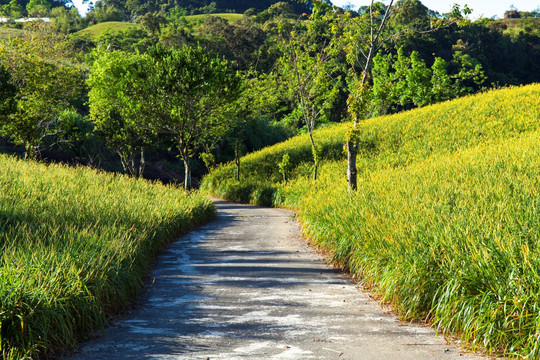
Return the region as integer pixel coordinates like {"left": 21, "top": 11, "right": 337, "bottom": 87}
{"left": 150, "top": 45, "right": 241, "bottom": 189}
{"left": 0, "top": 27, "right": 84, "bottom": 158}
{"left": 277, "top": 10, "right": 340, "bottom": 181}
{"left": 338, "top": 0, "right": 395, "bottom": 191}
{"left": 87, "top": 50, "right": 156, "bottom": 177}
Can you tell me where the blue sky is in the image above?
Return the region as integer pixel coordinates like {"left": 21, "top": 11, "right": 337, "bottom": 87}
{"left": 332, "top": 0, "right": 540, "bottom": 19}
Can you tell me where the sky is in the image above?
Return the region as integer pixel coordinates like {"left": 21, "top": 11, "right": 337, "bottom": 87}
{"left": 70, "top": 0, "right": 93, "bottom": 16}
{"left": 331, "top": 0, "right": 540, "bottom": 19}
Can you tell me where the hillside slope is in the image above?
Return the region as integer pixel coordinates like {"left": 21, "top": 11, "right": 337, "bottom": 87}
{"left": 202, "top": 84, "right": 540, "bottom": 358}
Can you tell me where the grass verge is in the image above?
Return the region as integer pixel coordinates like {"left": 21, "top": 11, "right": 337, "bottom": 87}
{"left": 0, "top": 154, "right": 215, "bottom": 359}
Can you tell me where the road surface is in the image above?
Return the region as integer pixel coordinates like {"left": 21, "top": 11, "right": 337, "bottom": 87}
{"left": 68, "top": 200, "right": 484, "bottom": 360}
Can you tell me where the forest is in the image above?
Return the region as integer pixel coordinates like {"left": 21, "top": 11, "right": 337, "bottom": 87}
{"left": 0, "top": 0, "right": 539, "bottom": 187}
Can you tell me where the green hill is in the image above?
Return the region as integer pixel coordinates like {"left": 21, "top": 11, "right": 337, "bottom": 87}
{"left": 202, "top": 84, "right": 540, "bottom": 358}
{"left": 185, "top": 12, "right": 243, "bottom": 23}
{"left": 75, "top": 21, "right": 141, "bottom": 39}
{"left": 74, "top": 14, "right": 242, "bottom": 40}
{"left": 0, "top": 27, "right": 24, "bottom": 40}
{"left": 0, "top": 155, "right": 215, "bottom": 359}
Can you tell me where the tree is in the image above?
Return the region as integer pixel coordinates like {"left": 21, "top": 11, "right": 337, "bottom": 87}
{"left": 0, "top": 31, "right": 85, "bottom": 158}
{"left": 370, "top": 48, "right": 486, "bottom": 114}
{"left": 25, "top": 0, "right": 50, "bottom": 17}
{"left": 137, "top": 11, "right": 166, "bottom": 37}
{"left": 0, "top": 64, "right": 17, "bottom": 123}
{"left": 277, "top": 12, "right": 340, "bottom": 181}
{"left": 87, "top": 50, "right": 156, "bottom": 177}
{"left": 150, "top": 45, "right": 241, "bottom": 190}
{"left": 336, "top": 0, "right": 395, "bottom": 191}
{"left": 1, "top": 0, "right": 24, "bottom": 18}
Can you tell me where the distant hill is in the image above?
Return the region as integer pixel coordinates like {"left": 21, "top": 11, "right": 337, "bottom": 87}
{"left": 185, "top": 13, "right": 243, "bottom": 22}
{"left": 85, "top": 0, "right": 311, "bottom": 22}
{"left": 204, "top": 0, "right": 311, "bottom": 12}
{"left": 75, "top": 21, "right": 141, "bottom": 39}
{"left": 0, "top": 27, "right": 24, "bottom": 40}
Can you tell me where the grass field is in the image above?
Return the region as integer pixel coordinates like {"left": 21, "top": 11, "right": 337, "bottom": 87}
{"left": 74, "top": 14, "right": 242, "bottom": 40}
{"left": 201, "top": 84, "right": 540, "bottom": 358}
{"left": 0, "top": 155, "right": 215, "bottom": 359}
{"left": 185, "top": 13, "right": 243, "bottom": 23}
{"left": 75, "top": 21, "right": 141, "bottom": 39}
{"left": 0, "top": 27, "right": 24, "bottom": 41}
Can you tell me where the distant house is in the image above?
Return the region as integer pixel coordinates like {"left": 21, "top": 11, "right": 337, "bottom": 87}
{"left": 0, "top": 17, "right": 50, "bottom": 22}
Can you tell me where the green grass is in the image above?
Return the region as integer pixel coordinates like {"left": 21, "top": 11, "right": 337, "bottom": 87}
{"left": 498, "top": 17, "right": 540, "bottom": 37}
{"left": 201, "top": 84, "right": 540, "bottom": 358}
{"left": 0, "top": 27, "right": 24, "bottom": 41}
{"left": 0, "top": 155, "right": 215, "bottom": 359}
{"left": 185, "top": 13, "right": 243, "bottom": 23}
{"left": 74, "top": 14, "right": 242, "bottom": 40}
{"left": 75, "top": 21, "right": 141, "bottom": 39}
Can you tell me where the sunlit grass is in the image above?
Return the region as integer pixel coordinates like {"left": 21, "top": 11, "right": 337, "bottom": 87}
{"left": 185, "top": 13, "right": 243, "bottom": 23}
{"left": 0, "top": 155, "right": 215, "bottom": 359}
{"left": 75, "top": 21, "right": 141, "bottom": 39}
{"left": 0, "top": 27, "right": 24, "bottom": 41}
{"left": 201, "top": 83, "right": 540, "bottom": 358}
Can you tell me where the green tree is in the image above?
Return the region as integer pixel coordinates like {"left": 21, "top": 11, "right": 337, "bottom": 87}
{"left": 0, "top": 64, "right": 17, "bottom": 123}
{"left": 137, "top": 11, "right": 166, "bottom": 38}
{"left": 430, "top": 56, "right": 453, "bottom": 102}
{"left": 50, "top": 6, "right": 84, "bottom": 34}
{"left": 1, "top": 0, "right": 24, "bottom": 18}
{"left": 371, "top": 48, "right": 486, "bottom": 113}
{"left": 336, "top": 0, "right": 395, "bottom": 191}
{"left": 87, "top": 50, "right": 156, "bottom": 177}
{"left": 25, "top": 0, "right": 50, "bottom": 17}
{"left": 0, "top": 32, "right": 84, "bottom": 158}
{"left": 277, "top": 14, "right": 340, "bottom": 181}
{"left": 150, "top": 45, "right": 241, "bottom": 189}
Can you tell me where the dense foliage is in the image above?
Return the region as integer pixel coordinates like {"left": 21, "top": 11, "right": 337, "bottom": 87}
{"left": 0, "top": 154, "right": 215, "bottom": 359}
{"left": 1, "top": 1, "right": 539, "bottom": 181}
{"left": 201, "top": 84, "right": 540, "bottom": 357}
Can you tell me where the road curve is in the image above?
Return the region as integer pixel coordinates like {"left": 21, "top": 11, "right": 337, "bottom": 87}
{"left": 67, "top": 199, "right": 483, "bottom": 360}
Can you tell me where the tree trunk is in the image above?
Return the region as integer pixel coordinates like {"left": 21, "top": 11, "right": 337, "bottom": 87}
{"left": 119, "top": 155, "right": 129, "bottom": 175}
{"left": 347, "top": 140, "right": 358, "bottom": 192}
{"left": 183, "top": 157, "right": 191, "bottom": 190}
{"left": 138, "top": 148, "right": 145, "bottom": 178}
{"left": 308, "top": 131, "right": 318, "bottom": 181}
{"left": 312, "top": 146, "right": 318, "bottom": 182}
{"left": 235, "top": 156, "right": 240, "bottom": 181}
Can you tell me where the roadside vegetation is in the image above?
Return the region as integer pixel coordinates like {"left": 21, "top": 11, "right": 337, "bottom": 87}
{"left": 202, "top": 84, "right": 540, "bottom": 358}
{"left": 0, "top": 154, "right": 215, "bottom": 359}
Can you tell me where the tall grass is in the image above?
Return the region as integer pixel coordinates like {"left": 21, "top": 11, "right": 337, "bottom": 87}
{"left": 0, "top": 155, "right": 215, "bottom": 359}
{"left": 201, "top": 84, "right": 540, "bottom": 358}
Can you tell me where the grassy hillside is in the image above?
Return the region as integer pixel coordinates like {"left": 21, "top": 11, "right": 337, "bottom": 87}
{"left": 202, "top": 84, "right": 540, "bottom": 358}
{"left": 500, "top": 17, "right": 540, "bottom": 37}
{"left": 0, "top": 27, "right": 24, "bottom": 41}
{"left": 0, "top": 155, "right": 215, "bottom": 359}
{"left": 185, "top": 13, "right": 243, "bottom": 23}
{"left": 74, "top": 14, "right": 241, "bottom": 39}
{"left": 75, "top": 21, "right": 141, "bottom": 39}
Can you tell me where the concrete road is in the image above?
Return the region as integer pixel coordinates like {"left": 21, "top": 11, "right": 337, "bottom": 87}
{"left": 68, "top": 200, "right": 484, "bottom": 360}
